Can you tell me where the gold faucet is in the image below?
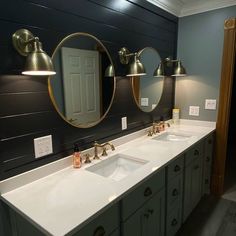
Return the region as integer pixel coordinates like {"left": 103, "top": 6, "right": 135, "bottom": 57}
{"left": 93, "top": 141, "right": 115, "bottom": 159}
{"left": 148, "top": 121, "right": 171, "bottom": 136}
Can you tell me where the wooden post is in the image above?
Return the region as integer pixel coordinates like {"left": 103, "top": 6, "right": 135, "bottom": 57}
{"left": 212, "top": 18, "right": 236, "bottom": 195}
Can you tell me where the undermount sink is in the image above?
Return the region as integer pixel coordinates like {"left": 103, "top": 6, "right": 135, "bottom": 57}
{"left": 152, "top": 131, "right": 192, "bottom": 142}
{"left": 86, "top": 154, "right": 148, "bottom": 181}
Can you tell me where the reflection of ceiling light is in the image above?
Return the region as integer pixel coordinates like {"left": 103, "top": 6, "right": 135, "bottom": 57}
{"left": 12, "top": 29, "right": 56, "bottom": 76}
{"left": 108, "top": 195, "right": 117, "bottom": 202}
{"left": 112, "top": 0, "right": 131, "bottom": 11}
{"left": 118, "top": 47, "right": 146, "bottom": 77}
{"left": 152, "top": 166, "right": 159, "bottom": 172}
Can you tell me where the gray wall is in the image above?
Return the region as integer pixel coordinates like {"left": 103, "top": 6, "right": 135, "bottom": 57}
{"left": 175, "top": 6, "right": 236, "bottom": 121}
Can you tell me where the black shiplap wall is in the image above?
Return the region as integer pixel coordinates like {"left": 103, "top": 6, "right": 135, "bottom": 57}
{"left": 0, "top": 0, "right": 178, "bottom": 180}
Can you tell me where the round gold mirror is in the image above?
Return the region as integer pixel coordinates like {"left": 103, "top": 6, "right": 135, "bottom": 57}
{"left": 48, "top": 33, "right": 115, "bottom": 128}
{"left": 132, "top": 47, "right": 164, "bottom": 112}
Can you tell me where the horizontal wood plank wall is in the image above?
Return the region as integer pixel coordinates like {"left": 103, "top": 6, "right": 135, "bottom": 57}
{"left": 0, "top": 0, "right": 178, "bottom": 180}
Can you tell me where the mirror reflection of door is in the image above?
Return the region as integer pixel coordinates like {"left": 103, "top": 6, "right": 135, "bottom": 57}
{"left": 61, "top": 47, "right": 100, "bottom": 125}
{"left": 48, "top": 33, "right": 115, "bottom": 128}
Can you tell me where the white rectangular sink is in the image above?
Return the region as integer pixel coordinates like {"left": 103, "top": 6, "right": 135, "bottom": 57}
{"left": 86, "top": 154, "right": 148, "bottom": 181}
{"left": 152, "top": 131, "right": 192, "bottom": 142}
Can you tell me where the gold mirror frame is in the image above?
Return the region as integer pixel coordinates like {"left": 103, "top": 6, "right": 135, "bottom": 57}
{"left": 131, "top": 47, "right": 164, "bottom": 113}
{"left": 48, "top": 32, "right": 116, "bottom": 128}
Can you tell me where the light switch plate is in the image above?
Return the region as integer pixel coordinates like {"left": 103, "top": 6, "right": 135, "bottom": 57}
{"left": 205, "top": 99, "right": 217, "bottom": 110}
{"left": 189, "top": 106, "right": 200, "bottom": 116}
{"left": 34, "top": 135, "right": 53, "bottom": 158}
{"left": 121, "top": 117, "right": 127, "bottom": 130}
{"left": 141, "top": 98, "right": 149, "bottom": 106}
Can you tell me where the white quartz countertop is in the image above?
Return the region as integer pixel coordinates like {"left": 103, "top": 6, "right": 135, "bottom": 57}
{"left": 0, "top": 120, "right": 215, "bottom": 236}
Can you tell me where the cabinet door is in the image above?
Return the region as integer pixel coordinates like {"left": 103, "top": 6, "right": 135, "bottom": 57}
{"left": 72, "top": 203, "right": 119, "bottom": 236}
{"left": 183, "top": 157, "right": 203, "bottom": 222}
{"left": 122, "top": 189, "right": 165, "bottom": 236}
{"left": 202, "top": 133, "right": 214, "bottom": 194}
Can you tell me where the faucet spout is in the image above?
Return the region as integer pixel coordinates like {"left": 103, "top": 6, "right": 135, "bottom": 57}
{"left": 93, "top": 141, "right": 115, "bottom": 159}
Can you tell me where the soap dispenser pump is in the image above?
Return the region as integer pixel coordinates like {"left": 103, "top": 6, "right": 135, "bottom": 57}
{"left": 73, "top": 143, "right": 82, "bottom": 168}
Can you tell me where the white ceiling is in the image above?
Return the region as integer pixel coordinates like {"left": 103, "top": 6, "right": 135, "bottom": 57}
{"left": 146, "top": 0, "right": 236, "bottom": 17}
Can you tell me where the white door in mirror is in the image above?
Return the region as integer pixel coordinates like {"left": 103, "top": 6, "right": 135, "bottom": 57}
{"left": 34, "top": 135, "right": 53, "bottom": 158}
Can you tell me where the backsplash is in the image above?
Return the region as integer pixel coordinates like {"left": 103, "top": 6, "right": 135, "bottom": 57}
{"left": 0, "top": 0, "right": 177, "bottom": 180}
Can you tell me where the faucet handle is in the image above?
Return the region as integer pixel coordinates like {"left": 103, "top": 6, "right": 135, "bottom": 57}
{"left": 102, "top": 147, "right": 108, "bottom": 156}
{"left": 84, "top": 154, "right": 91, "bottom": 163}
{"left": 147, "top": 129, "right": 153, "bottom": 136}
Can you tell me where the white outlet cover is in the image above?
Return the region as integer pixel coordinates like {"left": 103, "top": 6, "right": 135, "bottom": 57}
{"left": 205, "top": 99, "right": 217, "bottom": 110}
{"left": 34, "top": 135, "right": 53, "bottom": 158}
{"left": 189, "top": 106, "right": 200, "bottom": 116}
{"left": 141, "top": 98, "right": 149, "bottom": 106}
{"left": 121, "top": 117, "right": 127, "bottom": 130}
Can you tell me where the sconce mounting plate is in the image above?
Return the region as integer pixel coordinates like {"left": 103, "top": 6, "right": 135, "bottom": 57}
{"left": 12, "top": 29, "right": 35, "bottom": 56}
{"left": 119, "top": 47, "right": 130, "bottom": 64}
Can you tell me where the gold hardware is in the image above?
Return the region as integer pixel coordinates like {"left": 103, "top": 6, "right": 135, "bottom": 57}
{"left": 147, "top": 129, "right": 153, "bottom": 136}
{"left": 84, "top": 154, "right": 91, "bottom": 163}
{"left": 93, "top": 141, "right": 115, "bottom": 159}
{"left": 102, "top": 147, "right": 108, "bottom": 156}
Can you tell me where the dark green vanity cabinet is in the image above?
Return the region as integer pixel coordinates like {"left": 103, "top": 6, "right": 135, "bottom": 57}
{"left": 183, "top": 141, "right": 204, "bottom": 222}
{"left": 166, "top": 155, "right": 184, "bottom": 236}
{"left": 121, "top": 169, "right": 165, "bottom": 236}
{"left": 202, "top": 133, "right": 214, "bottom": 195}
{"left": 71, "top": 203, "right": 120, "bottom": 236}
{"left": 2, "top": 132, "right": 215, "bottom": 236}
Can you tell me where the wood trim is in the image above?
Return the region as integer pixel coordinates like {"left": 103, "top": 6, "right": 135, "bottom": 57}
{"left": 212, "top": 18, "right": 236, "bottom": 195}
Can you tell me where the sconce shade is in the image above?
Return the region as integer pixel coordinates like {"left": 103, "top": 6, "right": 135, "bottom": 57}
{"left": 153, "top": 62, "right": 164, "bottom": 77}
{"left": 12, "top": 29, "right": 56, "bottom": 76}
{"left": 172, "top": 61, "right": 186, "bottom": 77}
{"left": 22, "top": 41, "right": 56, "bottom": 76}
{"left": 104, "top": 64, "right": 114, "bottom": 77}
{"left": 126, "top": 55, "right": 146, "bottom": 77}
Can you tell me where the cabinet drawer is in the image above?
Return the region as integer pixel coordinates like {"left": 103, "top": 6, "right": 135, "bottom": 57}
{"left": 167, "top": 173, "right": 183, "bottom": 213}
{"left": 185, "top": 142, "right": 203, "bottom": 166}
{"left": 166, "top": 205, "right": 182, "bottom": 236}
{"left": 167, "top": 155, "right": 184, "bottom": 180}
{"left": 121, "top": 169, "right": 165, "bottom": 221}
{"left": 122, "top": 189, "right": 165, "bottom": 236}
{"left": 72, "top": 203, "right": 119, "bottom": 236}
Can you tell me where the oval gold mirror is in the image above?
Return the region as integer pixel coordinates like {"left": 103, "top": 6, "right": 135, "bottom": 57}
{"left": 132, "top": 47, "right": 164, "bottom": 112}
{"left": 48, "top": 33, "right": 115, "bottom": 128}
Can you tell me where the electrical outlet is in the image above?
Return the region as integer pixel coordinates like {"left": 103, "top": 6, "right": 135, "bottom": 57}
{"left": 121, "top": 117, "right": 127, "bottom": 130}
{"left": 34, "top": 135, "right": 53, "bottom": 158}
{"left": 205, "top": 99, "right": 217, "bottom": 110}
{"left": 189, "top": 106, "right": 200, "bottom": 116}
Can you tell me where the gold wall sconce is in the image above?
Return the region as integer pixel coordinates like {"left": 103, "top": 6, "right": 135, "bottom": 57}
{"left": 154, "top": 57, "right": 187, "bottom": 77}
{"left": 12, "top": 29, "right": 56, "bottom": 76}
{"left": 104, "top": 64, "right": 114, "bottom": 77}
{"left": 118, "top": 47, "right": 146, "bottom": 77}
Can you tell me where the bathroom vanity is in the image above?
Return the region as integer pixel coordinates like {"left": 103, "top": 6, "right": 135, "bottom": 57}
{"left": 0, "top": 120, "right": 215, "bottom": 236}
